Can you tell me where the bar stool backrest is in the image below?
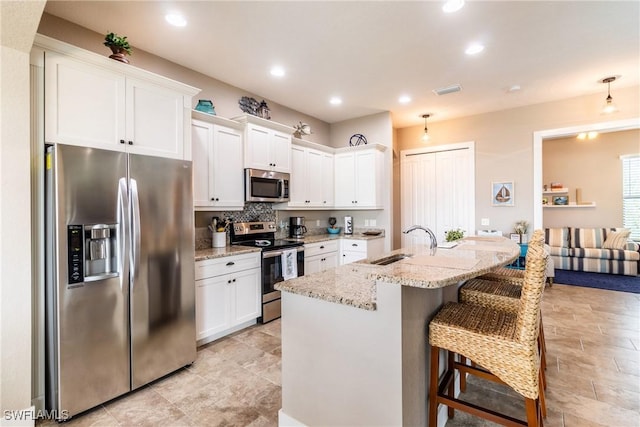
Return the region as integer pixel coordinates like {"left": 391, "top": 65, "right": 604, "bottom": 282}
{"left": 516, "top": 230, "right": 548, "bottom": 345}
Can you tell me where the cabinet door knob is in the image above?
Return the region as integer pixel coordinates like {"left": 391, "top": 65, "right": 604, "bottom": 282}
{"left": 128, "top": 140, "right": 133, "bottom": 145}
{"left": 320, "top": 246, "right": 324, "bottom": 249}
{"left": 226, "top": 261, "right": 235, "bottom": 266}
{"left": 119, "top": 139, "right": 125, "bottom": 144}
{"left": 233, "top": 278, "right": 236, "bottom": 282}
{"left": 227, "top": 279, "right": 231, "bottom": 284}
{"left": 352, "top": 243, "right": 358, "bottom": 247}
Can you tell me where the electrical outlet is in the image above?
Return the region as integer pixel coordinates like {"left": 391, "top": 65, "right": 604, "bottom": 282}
{"left": 364, "top": 220, "right": 370, "bottom": 226}
{"left": 370, "top": 219, "right": 376, "bottom": 226}
{"left": 316, "top": 220, "right": 320, "bottom": 226}
{"left": 481, "top": 218, "right": 490, "bottom": 226}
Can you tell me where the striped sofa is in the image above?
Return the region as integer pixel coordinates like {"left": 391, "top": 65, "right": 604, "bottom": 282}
{"left": 545, "top": 227, "right": 640, "bottom": 276}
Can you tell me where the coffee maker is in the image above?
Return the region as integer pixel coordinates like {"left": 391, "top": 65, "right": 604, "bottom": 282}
{"left": 289, "top": 216, "right": 307, "bottom": 239}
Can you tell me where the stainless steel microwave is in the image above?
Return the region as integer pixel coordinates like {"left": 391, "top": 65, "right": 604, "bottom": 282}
{"left": 245, "top": 168, "right": 290, "bottom": 202}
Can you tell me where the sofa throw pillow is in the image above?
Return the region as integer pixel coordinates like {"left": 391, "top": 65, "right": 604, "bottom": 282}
{"left": 602, "top": 230, "right": 631, "bottom": 250}
{"left": 545, "top": 228, "right": 569, "bottom": 248}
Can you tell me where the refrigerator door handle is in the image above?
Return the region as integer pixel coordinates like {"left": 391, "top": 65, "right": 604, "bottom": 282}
{"left": 130, "top": 178, "right": 141, "bottom": 288}
{"left": 117, "top": 178, "right": 129, "bottom": 291}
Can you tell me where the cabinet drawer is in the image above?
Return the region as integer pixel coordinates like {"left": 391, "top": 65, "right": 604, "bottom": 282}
{"left": 340, "top": 239, "right": 368, "bottom": 253}
{"left": 304, "top": 240, "right": 339, "bottom": 257}
{"left": 195, "top": 252, "right": 261, "bottom": 280}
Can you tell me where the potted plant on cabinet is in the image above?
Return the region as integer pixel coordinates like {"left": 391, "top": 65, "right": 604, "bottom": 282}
{"left": 104, "top": 32, "right": 132, "bottom": 64}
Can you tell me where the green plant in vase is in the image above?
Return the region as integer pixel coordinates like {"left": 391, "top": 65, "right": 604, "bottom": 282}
{"left": 444, "top": 228, "right": 465, "bottom": 242}
{"left": 104, "top": 32, "right": 132, "bottom": 63}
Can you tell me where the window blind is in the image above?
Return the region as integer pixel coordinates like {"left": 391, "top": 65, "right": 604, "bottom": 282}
{"left": 622, "top": 154, "right": 640, "bottom": 241}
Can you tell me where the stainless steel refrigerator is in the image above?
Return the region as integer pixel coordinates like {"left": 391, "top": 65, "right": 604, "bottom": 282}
{"left": 45, "top": 144, "right": 196, "bottom": 419}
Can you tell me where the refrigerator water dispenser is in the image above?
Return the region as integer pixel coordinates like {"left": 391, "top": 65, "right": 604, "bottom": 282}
{"left": 76, "top": 223, "right": 119, "bottom": 282}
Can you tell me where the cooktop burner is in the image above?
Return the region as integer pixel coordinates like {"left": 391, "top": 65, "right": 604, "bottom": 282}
{"left": 234, "top": 239, "right": 303, "bottom": 251}
{"left": 230, "top": 221, "right": 303, "bottom": 251}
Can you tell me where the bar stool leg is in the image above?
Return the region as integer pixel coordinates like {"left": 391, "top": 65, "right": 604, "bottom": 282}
{"left": 459, "top": 356, "right": 467, "bottom": 392}
{"left": 525, "top": 398, "right": 540, "bottom": 427}
{"left": 539, "top": 368, "right": 547, "bottom": 419}
{"left": 447, "top": 350, "right": 455, "bottom": 418}
{"left": 428, "top": 345, "right": 440, "bottom": 427}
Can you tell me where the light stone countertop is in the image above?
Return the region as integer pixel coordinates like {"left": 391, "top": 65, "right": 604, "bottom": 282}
{"left": 195, "top": 245, "right": 261, "bottom": 261}
{"left": 194, "top": 233, "right": 384, "bottom": 262}
{"left": 292, "top": 233, "right": 385, "bottom": 245}
{"left": 275, "top": 236, "right": 520, "bottom": 311}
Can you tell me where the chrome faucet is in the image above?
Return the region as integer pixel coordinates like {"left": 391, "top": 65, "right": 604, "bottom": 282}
{"left": 403, "top": 225, "right": 438, "bottom": 250}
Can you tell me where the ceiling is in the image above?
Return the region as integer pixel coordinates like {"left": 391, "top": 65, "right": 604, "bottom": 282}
{"left": 43, "top": 1, "right": 640, "bottom": 128}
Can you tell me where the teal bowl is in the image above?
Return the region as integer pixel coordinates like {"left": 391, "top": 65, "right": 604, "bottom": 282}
{"left": 327, "top": 227, "right": 341, "bottom": 234}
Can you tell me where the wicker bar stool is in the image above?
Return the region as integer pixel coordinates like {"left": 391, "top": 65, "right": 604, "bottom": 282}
{"left": 459, "top": 230, "right": 548, "bottom": 393}
{"left": 428, "top": 235, "right": 548, "bottom": 427}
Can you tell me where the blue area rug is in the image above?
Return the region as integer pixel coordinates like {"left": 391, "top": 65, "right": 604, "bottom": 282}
{"left": 554, "top": 269, "right": 640, "bottom": 294}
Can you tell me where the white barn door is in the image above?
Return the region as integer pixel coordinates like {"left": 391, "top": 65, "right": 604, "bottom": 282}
{"left": 401, "top": 142, "right": 475, "bottom": 248}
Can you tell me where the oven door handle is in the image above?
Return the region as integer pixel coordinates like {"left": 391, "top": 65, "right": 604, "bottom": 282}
{"left": 263, "top": 247, "right": 304, "bottom": 259}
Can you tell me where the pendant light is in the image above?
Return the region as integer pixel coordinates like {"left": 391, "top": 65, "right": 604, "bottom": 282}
{"left": 601, "top": 76, "right": 619, "bottom": 114}
{"left": 421, "top": 114, "right": 431, "bottom": 142}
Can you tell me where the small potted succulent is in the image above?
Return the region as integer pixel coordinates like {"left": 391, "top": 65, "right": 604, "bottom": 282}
{"left": 104, "top": 32, "right": 132, "bottom": 63}
{"left": 444, "top": 228, "right": 465, "bottom": 242}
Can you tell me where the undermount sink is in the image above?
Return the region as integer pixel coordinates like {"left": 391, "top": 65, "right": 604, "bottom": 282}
{"left": 370, "top": 253, "right": 412, "bottom": 266}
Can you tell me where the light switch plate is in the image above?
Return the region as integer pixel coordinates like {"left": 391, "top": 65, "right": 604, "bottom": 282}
{"left": 370, "top": 219, "right": 376, "bottom": 226}
{"left": 364, "top": 220, "right": 370, "bottom": 226}
{"left": 481, "top": 218, "right": 490, "bottom": 226}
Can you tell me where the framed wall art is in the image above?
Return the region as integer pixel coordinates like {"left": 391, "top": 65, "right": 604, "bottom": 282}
{"left": 552, "top": 195, "right": 569, "bottom": 205}
{"left": 491, "top": 181, "right": 514, "bottom": 207}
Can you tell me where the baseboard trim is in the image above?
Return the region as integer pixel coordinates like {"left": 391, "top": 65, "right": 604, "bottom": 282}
{"left": 278, "top": 409, "right": 306, "bottom": 427}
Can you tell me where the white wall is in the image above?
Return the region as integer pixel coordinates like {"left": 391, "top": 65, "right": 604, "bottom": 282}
{"left": 0, "top": 1, "right": 46, "bottom": 424}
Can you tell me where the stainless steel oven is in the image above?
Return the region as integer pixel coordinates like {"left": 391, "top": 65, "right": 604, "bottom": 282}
{"left": 231, "top": 221, "right": 304, "bottom": 323}
{"left": 261, "top": 246, "right": 304, "bottom": 323}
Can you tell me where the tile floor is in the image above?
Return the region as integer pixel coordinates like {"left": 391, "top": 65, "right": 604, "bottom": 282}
{"left": 37, "top": 284, "right": 640, "bottom": 426}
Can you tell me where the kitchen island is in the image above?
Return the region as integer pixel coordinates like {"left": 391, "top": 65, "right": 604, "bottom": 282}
{"left": 275, "top": 236, "right": 519, "bottom": 427}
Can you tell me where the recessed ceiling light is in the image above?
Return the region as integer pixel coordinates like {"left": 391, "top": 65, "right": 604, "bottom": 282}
{"left": 329, "top": 97, "right": 342, "bottom": 105}
{"left": 508, "top": 85, "right": 521, "bottom": 93}
{"left": 270, "top": 66, "right": 285, "bottom": 77}
{"left": 165, "top": 13, "right": 187, "bottom": 27}
{"left": 442, "top": 0, "right": 465, "bottom": 13}
{"left": 398, "top": 95, "right": 411, "bottom": 104}
{"left": 465, "top": 43, "right": 485, "bottom": 55}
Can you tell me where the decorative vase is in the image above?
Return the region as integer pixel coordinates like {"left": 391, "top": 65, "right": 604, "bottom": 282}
{"left": 195, "top": 99, "right": 216, "bottom": 115}
{"left": 108, "top": 46, "right": 129, "bottom": 64}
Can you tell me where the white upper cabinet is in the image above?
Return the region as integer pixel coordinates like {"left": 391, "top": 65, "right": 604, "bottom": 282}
{"left": 192, "top": 114, "right": 245, "bottom": 210}
{"left": 286, "top": 139, "right": 334, "bottom": 209}
{"left": 334, "top": 146, "right": 384, "bottom": 209}
{"left": 321, "top": 152, "right": 335, "bottom": 207}
{"left": 40, "top": 36, "right": 199, "bottom": 160}
{"left": 289, "top": 145, "right": 333, "bottom": 208}
{"left": 44, "top": 53, "right": 126, "bottom": 151}
{"left": 235, "top": 115, "right": 292, "bottom": 173}
{"left": 124, "top": 77, "right": 187, "bottom": 159}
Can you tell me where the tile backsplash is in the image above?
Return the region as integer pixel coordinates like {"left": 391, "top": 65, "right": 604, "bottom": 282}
{"left": 195, "top": 203, "right": 276, "bottom": 250}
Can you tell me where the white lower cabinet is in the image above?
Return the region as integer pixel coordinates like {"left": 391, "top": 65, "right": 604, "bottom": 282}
{"left": 304, "top": 241, "right": 339, "bottom": 275}
{"left": 339, "top": 238, "right": 384, "bottom": 265}
{"left": 195, "top": 252, "right": 261, "bottom": 344}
